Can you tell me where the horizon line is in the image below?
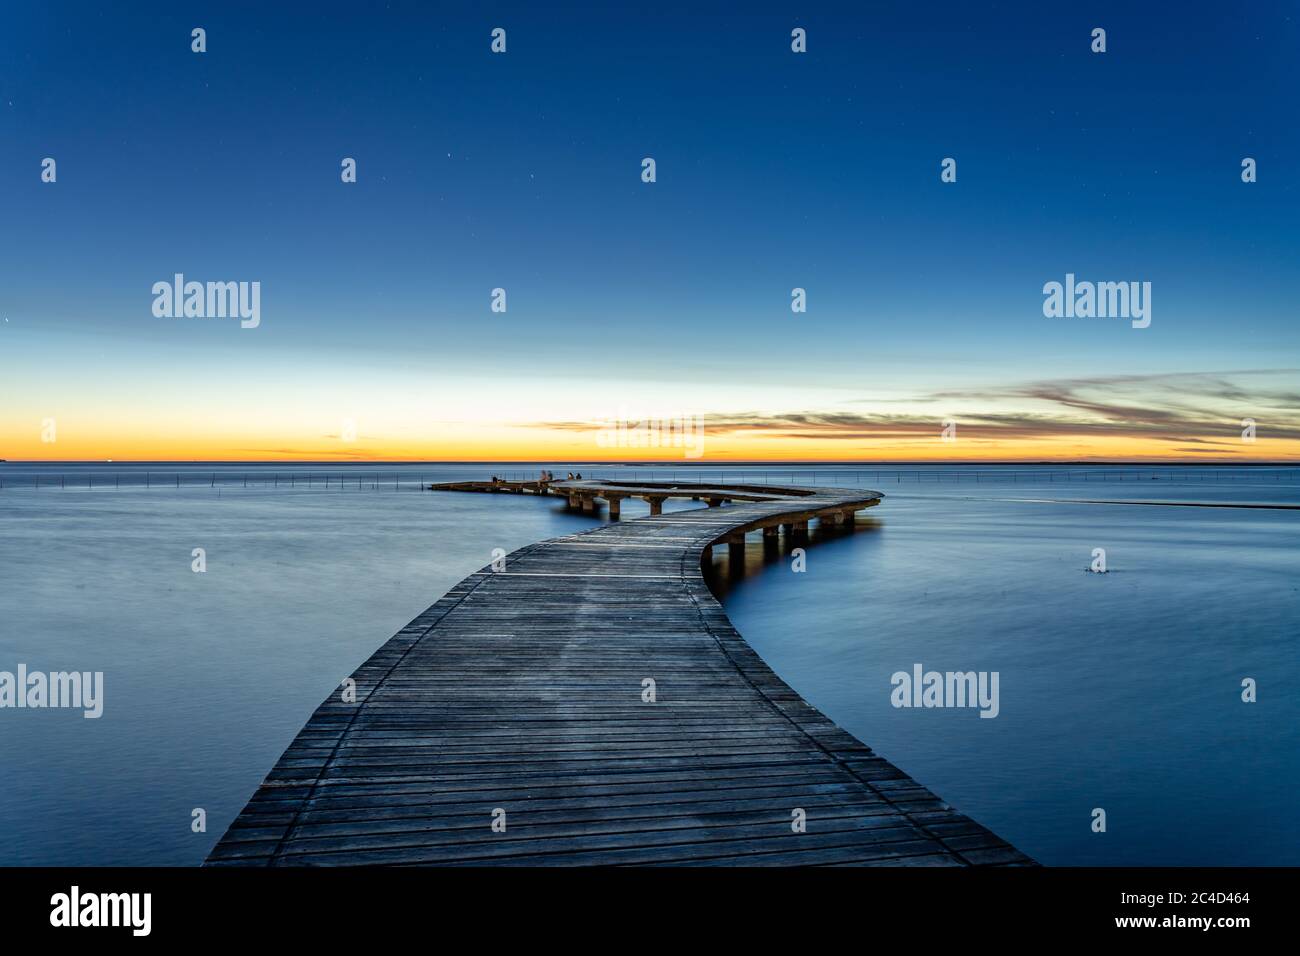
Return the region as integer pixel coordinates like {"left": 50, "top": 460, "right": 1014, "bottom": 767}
{"left": 3, "top": 458, "right": 1298, "bottom": 467}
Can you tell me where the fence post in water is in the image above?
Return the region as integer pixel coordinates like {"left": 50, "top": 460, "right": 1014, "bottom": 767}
{"left": 146, "top": 472, "right": 150, "bottom": 488}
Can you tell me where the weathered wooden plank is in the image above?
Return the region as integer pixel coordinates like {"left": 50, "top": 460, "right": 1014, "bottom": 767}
{"left": 207, "top": 481, "right": 1032, "bottom": 867}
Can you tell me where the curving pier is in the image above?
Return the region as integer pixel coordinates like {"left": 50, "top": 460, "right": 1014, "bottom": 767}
{"left": 207, "top": 481, "right": 1032, "bottom": 866}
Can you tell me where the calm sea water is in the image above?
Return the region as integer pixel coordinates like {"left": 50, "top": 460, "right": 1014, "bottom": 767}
{"left": 1, "top": 463, "right": 1296, "bottom": 865}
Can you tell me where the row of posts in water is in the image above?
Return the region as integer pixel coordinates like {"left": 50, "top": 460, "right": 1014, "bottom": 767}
{"left": 2, "top": 467, "right": 1296, "bottom": 490}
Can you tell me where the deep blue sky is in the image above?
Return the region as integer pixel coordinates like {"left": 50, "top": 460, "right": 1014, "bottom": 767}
{"left": 1, "top": 2, "right": 1297, "bottom": 459}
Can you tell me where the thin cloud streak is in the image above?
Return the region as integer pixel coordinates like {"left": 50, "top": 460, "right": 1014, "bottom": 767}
{"left": 530, "top": 370, "right": 1300, "bottom": 448}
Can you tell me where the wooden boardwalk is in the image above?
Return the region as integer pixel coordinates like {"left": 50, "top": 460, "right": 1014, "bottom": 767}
{"left": 207, "top": 483, "right": 1032, "bottom": 866}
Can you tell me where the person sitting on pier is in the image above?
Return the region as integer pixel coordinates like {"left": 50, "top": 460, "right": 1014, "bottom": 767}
{"left": 575, "top": 472, "right": 583, "bottom": 480}
{"left": 566, "top": 472, "right": 574, "bottom": 480}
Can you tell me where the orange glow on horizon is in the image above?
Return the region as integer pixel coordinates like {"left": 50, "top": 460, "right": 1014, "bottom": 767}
{"left": 4, "top": 423, "right": 1296, "bottom": 463}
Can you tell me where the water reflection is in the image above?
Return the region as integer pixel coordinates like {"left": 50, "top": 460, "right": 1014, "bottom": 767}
{"left": 703, "top": 513, "right": 885, "bottom": 599}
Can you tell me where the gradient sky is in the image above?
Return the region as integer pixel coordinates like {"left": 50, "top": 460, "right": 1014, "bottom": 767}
{"left": 1, "top": 2, "right": 1297, "bottom": 461}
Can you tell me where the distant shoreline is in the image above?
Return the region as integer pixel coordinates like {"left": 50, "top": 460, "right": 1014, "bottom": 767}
{"left": 2, "top": 459, "right": 1298, "bottom": 468}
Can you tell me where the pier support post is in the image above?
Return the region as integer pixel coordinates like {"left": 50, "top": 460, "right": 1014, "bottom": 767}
{"left": 702, "top": 545, "right": 712, "bottom": 563}
{"left": 792, "top": 520, "right": 808, "bottom": 537}
{"left": 647, "top": 497, "right": 663, "bottom": 516}
{"left": 607, "top": 496, "right": 621, "bottom": 519}
{"left": 707, "top": 498, "right": 723, "bottom": 508}
{"left": 727, "top": 532, "right": 745, "bottom": 561}
{"left": 581, "top": 496, "right": 596, "bottom": 513}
